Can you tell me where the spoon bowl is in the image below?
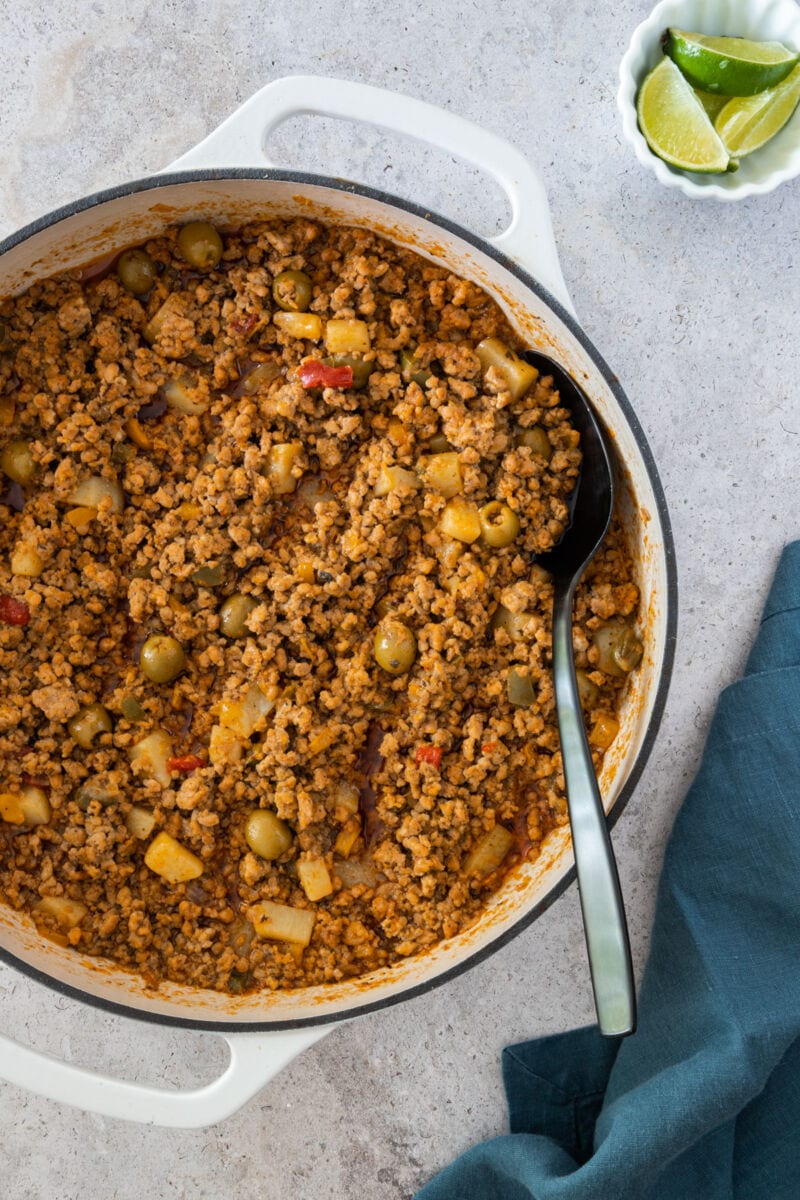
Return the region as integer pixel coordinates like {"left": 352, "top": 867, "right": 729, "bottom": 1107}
{"left": 525, "top": 350, "right": 636, "bottom": 1037}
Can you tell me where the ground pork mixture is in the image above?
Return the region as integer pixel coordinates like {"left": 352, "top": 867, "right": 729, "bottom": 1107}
{"left": 0, "top": 217, "right": 642, "bottom": 994}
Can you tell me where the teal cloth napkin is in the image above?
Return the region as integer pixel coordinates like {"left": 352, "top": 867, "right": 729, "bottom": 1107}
{"left": 416, "top": 541, "right": 800, "bottom": 1200}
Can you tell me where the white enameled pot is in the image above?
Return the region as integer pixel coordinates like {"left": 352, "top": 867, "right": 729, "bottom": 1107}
{"left": 0, "top": 76, "right": 677, "bottom": 1128}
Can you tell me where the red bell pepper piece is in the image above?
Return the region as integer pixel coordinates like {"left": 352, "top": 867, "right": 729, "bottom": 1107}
{"left": 0, "top": 595, "right": 30, "bottom": 626}
{"left": 415, "top": 745, "right": 443, "bottom": 768}
{"left": 298, "top": 359, "right": 353, "bottom": 389}
{"left": 166, "top": 754, "right": 205, "bottom": 774}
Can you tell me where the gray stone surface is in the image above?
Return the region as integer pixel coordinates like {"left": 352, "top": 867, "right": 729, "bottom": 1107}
{"left": 0, "top": 1, "right": 797, "bottom": 1196}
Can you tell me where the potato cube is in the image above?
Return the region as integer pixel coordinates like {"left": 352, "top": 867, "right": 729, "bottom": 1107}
{"left": 249, "top": 900, "right": 316, "bottom": 947}
{"left": 297, "top": 858, "right": 334, "bottom": 902}
{"left": 325, "top": 318, "right": 371, "bottom": 355}
{"left": 209, "top": 723, "right": 244, "bottom": 766}
{"left": 144, "top": 832, "right": 204, "bottom": 882}
{"left": 417, "top": 452, "right": 462, "bottom": 499}
{"left": 440, "top": 498, "right": 481, "bottom": 544}
{"left": 265, "top": 442, "right": 303, "bottom": 496}
{"left": 11, "top": 543, "right": 44, "bottom": 578}
{"left": 19, "top": 786, "right": 51, "bottom": 826}
{"left": 273, "top": 311, "right": 323, "bottom": 340}
{"left": 126, "top": 806, "right": 156, "bottom": 839}
{"left": 463, "top": 826, "right": 515, "bottom": 877}
{"left": 34, "top": 895, "right": 88, "bottom": 930}
{"left": 129, "top": 731, "right": 173, "bottom": 788}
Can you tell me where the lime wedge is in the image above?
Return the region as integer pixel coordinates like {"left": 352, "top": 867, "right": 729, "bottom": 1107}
{"left": 695, "top": 89, "right": 728, "bottom": 121}
{"left": 715, "top": 63, "right": 800, "bottom": 156}
{"left": 666, "top": 29, "right": 799, "bottom": 95}
{"left": 637, "top": 58, "right": 730, "bottom": 173}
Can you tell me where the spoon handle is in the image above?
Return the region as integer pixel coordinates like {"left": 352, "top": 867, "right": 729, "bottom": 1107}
{"left": 552, "top": 578, "right": 636, "bottom": 1037}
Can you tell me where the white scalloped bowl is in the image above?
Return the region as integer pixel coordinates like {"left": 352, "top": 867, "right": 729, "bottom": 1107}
{"left": 618, "top": 0, "right": 800, "bottom": 199}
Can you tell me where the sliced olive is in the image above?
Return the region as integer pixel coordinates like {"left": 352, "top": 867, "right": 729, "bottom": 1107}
{"left": 517, "top": 426, "right": 552, "bottom": 460}
{"left": 68, "top": 703, "right": 113, "bottom": 749}
{"left": 75, "top": 777, "right": 120, "bottom": 811}
{"left": 272, "top": 269, "right": 312, "bottom": 313}
{"left": 177, "top": 221, "right": 223, "bottom": 269}
{"left": 479, "top": 501, "right": 521, "bottom": 549}
{"left": 399, "top": 347, "right": 433, "bottom": 387}
{"left": 117, "top": 249, "right": 157, "bottom": 296}
{"left": 323, "top": 353, "right": 373, "bottom": 390}
{"left": 191, "top": 563, "right": 225, "bottom": 588}
{"left": 219, "top": 594, "right": 258, "bottom": 639}
{"left": 140, "top": 634, "right": 186, "bottom": 683}
{"left": 593, "top": 622, "right": 644, "bottom": 678}
{"left": 373, "top": 619, "right": 417, "bottom": 675}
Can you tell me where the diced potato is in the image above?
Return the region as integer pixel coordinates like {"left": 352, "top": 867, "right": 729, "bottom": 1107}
{"left": 249, "top": 900, "right": 316, "bottom": 947}
{"left": 325, "top": 318, "right": 371, "bottom": 355}
{"left": 475, "top": 337, "right": 538, "bottom": 400}
{"left": 144, "top": 831, "right": 204, "bottom": 883}
{"left": 218, "top": 683, "right": 276, "bottom": 739}
{"left": 0, "top": 792, "right": 24, "bottom": 824}
{"left": 297, "top": 858, "right": 334, "bottom": 902}
{"left": 34, "top": 895, "right": 88, "bottom": 930}
{"left": 440, "top": 498, "right": 481, "bottom": 544}
{"left": 417, "top": 452, "right": 462, "bottom": 499}
{"left": 589, "top": 714, "right": 620, "bottom": 749}
{"left": 374, "top": 464, "right": 420, "bottom": 497}
{"left": 65, "top": 505, "right": 97, "bottom": 532}
{"left": 164, "top": 378, "right": 209, "bottom": 416}
{"left": 334, "top": 817, "right": 361, "bottom": 858}
{"left": 464, "top": 825, "right": 515, "bottom": 877}
{"left": 67, "top": 474, "right": 124, "bottom": 515}
{"left": 208, "top": 723, "right": 243, "bottom": 766}
{"left": 335, "top": 780, "right": 360, "bottom": 819}
{"left": 435, "top": 539, "right": 464, "bottom": 572}
{"left": 129, "top": 730, "right": 173, "bottom": 788}
{"left": 492, "top": 604, "right": 534, "bottom": 642}
{"left": 10, "top": 543, "right": 44, "bottom": 578}
{"left": 265, "top": 442, "right": 303, "bottom": 496}
{"left": 296, "top": 561, "right": 315, "bottom": 583}
{"left": 334, "top": 858, "right": 379, "bottom": 889}
{"left": 19, "top": 786, "right": 51, "bottom": 826}
{"left": 273, "top": 311, "right": 323, "bottom": 340}
{"left": 126, "top": 805, "right": 156, "bottom": 839}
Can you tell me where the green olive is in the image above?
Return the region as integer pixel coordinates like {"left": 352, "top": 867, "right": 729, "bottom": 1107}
{"left": 117, "top": 249, "right": 157, "bottom": 295}
{"left": 191, "top": 563, "right": 225, "bottom": 588}
{"left": 272, "top": 269, "right": 312, "bottom": 313}
{"left": 517, "top": 426, "right": 552, "bottom": 460}
{"left": 479, "top": 501, "right": 521, "bottom": 549}
{"left": 244, "top": 809, "right": 293, "bottom": 860}
{"left": 0, "top": 439, "right": 35, "bottom": 486}
{"left": 399, "top": 347, "right": 433, "bottom": 387}
{"left": 177, "top": 221, "right": 224, "bottom": 269}
{"left": 75, "top": 776, "right": 120, "bottom": 811}
{"left": 576, "top": 670, "right": 600, "bottom": 708}
{"left": 140, "top": 634, "right": 186, "bottom": 683}
{"left": 324, "top": 354, "right": 373, "bottom": 390}
{"left": 219, "top": 594, "right": 258, "bottom": 639}
{"left": 68, "top": 703, "right": 113, "bottom": 749}
{"left": 373, "top": 618, "right": 417, "bottom": 675}
{"left": 120, "top": 695, "right": 146, "bottom": 723}
{"left": 593, "top": 622, "right": 644, "bottom": 678}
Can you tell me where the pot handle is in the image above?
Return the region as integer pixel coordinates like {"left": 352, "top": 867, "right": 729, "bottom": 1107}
{"left": 165, "top": 75, "right": 575, "bottom": 314}
{"left": 0, "top": 1024, "right": 331, "bottom": 1128}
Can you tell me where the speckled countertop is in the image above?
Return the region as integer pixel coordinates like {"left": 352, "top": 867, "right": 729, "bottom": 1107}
{"left": 0, "top": 2, "right": 797, "bottom": 1197}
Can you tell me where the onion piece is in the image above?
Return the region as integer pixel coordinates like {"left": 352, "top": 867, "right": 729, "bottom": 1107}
{"left": 67, "top": 474, "right": 124, "bottom": 515}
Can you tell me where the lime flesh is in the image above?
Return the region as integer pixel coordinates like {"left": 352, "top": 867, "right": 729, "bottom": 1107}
{"left": 715, "top": 63, "right": 800, "bottom": 156}
{"left": 637, "top": 58, "right": 730, "bottom": 173}
{"left": 666, "top": 28, "right": 799, "bottom": 95}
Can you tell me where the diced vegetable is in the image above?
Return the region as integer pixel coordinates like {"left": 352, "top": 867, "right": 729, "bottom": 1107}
{"left": 335, "top": 780, "right": 360, "bottom": 818}
{"left": 34, "top": 895, "right": 88, "bottom": 930}
{"left": 142, "top": 294, "right": 182, "bottom": 344}
{"left": 334, "top": 858, "right": 379, "bottom": 889}
{"left": 399, "top": 347, "right": 433, "bottom": 387}
{"left": 576, "top": 669, "right": 600, "bottom": 708}
{"left": 475, "top": 337, "right": 538, "bottom": 399}
{"left": 167, "top": 754, "right": 204, "bottom": 773}
{"left": 297, "top": 359, "right": 353, "bottom": 389}
{"left": 218, "top": 683, "right": 275, "bottom": 738}
{"left": 10, "top": 543, "right": 44, "bottom": 578}
{"left": 334, "top": 816, "right": 361, "bottom": 857}
{"left": 435, "top": 539, "right": 464, "bottom": 571}
{"left": 589, "top": 713, "right": 620, "bottom": 749}
{"left": 240, "top": 361, "right": 283, "bottom": 394}
{"left": 593, "top": 622, "right": 644, "bottom": 678}
{"left": 144, "top": 832, "right": 204, "bottom": 882}
{"left": 64, "top": 506, "right": 97, "bottom": 532}
{"left": 244, "top": 809, "right": 293, "bottom": 860}
{"left": 309, "top": 726, "right": 337, "bottom": 755}
{"left": 0, "top": 594, "right": 30, "bottom": 625}
{"left": 75, "top": 775, "right": 120, "bottom": 811}
{"left": 417, "top": 452, "right": 462, "bottom": 498}
{"left": 68, "top": 703, "right": 113, "bottom": 749}
{"left": 325, "top": 318, "right": 371, "bottom": 355}
{"left": 66, "top": 474, "right": 124, "bottom": 515}
{"left": 492, "top": 604, "right": 534, "bottom": 642}
{"left": 295, "top": 561, "right": 315, "bottom": 583}
{"left": 129, "top": 730, "right": 173, "bottom": 787}
{"left": 0, "top": 793, "right": 24, "bottom": 824}
{"left": 120, "top": 695, "right": 146, "bottom": 723}
{"left": 440, "top": 498, "right": 481, "bottom": 544}
{"left": 374, "top": 464, "right": 420, "bottom": 496}
{"left": 416, "top": 745, "right": 443, "bottom": 768}
{"left": 208, "top": 724, "right": 243, "bottom": 766}
{"left": 249, "top": 900, "right": 316, "bottom": 947}
{"left": 164, "top": 378, "right": 209, "bottom": 415}
{"left": 507, "top": 668, "right": 536, "bottom": 708}
{"left": 19, "top": 786, "right": 51, "bottom": 826}
{"left": 126, "top": 806, "right": 156, "bottom": 839}
{"left": 191, "top": 563, "right": 225, "bottom": 588}
{"left": 264, "top": 442, "right": 303, "bottom": 495}
{"left": 273, "top": 311, "right": 323, "bottom": 340}
{"left": 297, "top": 858, "right": 334, "bottom": 901}
{"left": 517, "top": 426, "right": 553, "bottom": 460}
{"left": 464, "top": 825, "right": 515, "bottom": 877}
{"left": 0, "top": 439, "right": 35, "bottom": 486}
{"left": 324, "top": 354, "right": 373, "bottom": 390}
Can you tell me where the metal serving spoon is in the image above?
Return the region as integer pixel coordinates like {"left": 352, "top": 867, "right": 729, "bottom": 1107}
{"left": 524, "top": 350, "right": 636, "bottom": 1038}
